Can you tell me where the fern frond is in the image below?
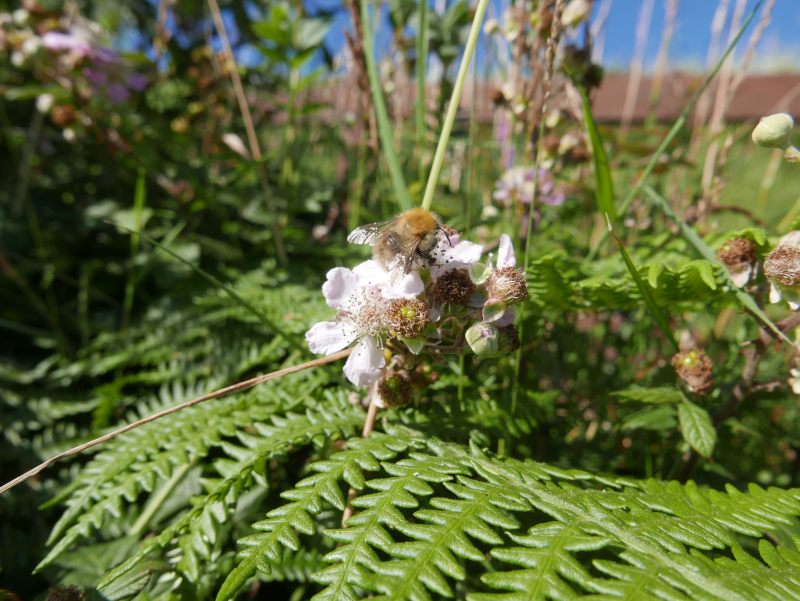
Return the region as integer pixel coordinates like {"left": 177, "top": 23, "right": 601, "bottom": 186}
{"left": 43, "top": 397, "right": 364, "bottom": 578}
{"left": 217, "top": 431, "right": 426, "bottom": 601}
{"left": 312, "top": 449, "right": 475, "bottom": 601}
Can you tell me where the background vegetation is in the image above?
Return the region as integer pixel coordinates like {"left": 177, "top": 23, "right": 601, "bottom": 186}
{"left": 2, "top": 0, "right": 800, "bottom": 599}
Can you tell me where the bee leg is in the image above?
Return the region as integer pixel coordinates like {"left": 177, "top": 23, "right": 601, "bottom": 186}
{"left": 417, "top": 249, "right": 435, "bottom": 265}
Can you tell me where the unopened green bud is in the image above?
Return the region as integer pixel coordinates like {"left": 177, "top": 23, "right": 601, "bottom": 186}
{"left": 752, "top": 113, "right": 794, "bottom": 149}
{"left": 497, "top": 324, "right": 520, "bottom": 354}
{"left": 466, "top": 323, "right": 499, "bottom": 357}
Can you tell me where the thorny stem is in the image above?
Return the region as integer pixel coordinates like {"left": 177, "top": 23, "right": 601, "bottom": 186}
{"left": 676, "top": 309, "right": 800, "bottom": 481}
{"left": 206, "top": 0, "right": 288, "bottom": 267}
{"left": 420, "top": 0, "right": 490, "bottom": 212}
{"left": 0, "top": 348, "right": 354, "bottom": 496}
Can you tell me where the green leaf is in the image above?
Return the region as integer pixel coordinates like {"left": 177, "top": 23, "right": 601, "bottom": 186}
{"left": 613, "top": 388, "right": 685, "bottom": 404}
{"left": 678, "top": 399, "right": 717, "bottom": 458}
{"left": 621, "top": 405, "right": 679, "bottom": 431}
{"left": 567, "top": 67, "right": 615, "bottom": 220}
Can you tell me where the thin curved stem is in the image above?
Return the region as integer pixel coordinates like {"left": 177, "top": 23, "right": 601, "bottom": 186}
{"left": 0, "top": 348, "right": 353, "bottom": 496}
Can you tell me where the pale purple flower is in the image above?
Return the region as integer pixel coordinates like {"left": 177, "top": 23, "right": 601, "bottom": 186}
{"left": 42, "top": 31, "right": 92, "bottom": 56}
{"left": 493, "top": 167, "right": 565, "bottom": 206}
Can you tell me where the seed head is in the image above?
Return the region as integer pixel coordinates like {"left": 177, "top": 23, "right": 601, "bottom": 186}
{"left": 764, "top": 245, "right": 800, "bottom": 288}
{"left": 385, "top": 299, "right": 431, "bottom": 339}
{"left": 378, "top": 372, "right": 412, "bottom": 407}
{"left": 671, "top": 349, "right": 714, "bottom": 395}
{"left": 46, "top": 586, "right": 84, "bottom": 601}
{"left": 717, "top": 238, "right": 756, "bottom": 267}
{"left": 497, "top": 324, "right": 521, "bottom": 354}
{"left": 434, "top": 268, "right": 476, "bottom": 306}
{"left": 485, "top": 267, "right": 529, "bottom": 305}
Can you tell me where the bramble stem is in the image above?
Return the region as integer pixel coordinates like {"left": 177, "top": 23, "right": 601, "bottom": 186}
{"left": 420, "top": 0, "right": 490, "bottom": 212}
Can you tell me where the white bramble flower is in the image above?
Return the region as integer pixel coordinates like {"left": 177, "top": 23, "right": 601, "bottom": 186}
{"left": 306, "top": 228, "right": 525, "bottom": 391}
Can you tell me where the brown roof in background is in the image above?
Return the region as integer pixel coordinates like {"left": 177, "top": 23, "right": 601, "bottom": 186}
{"left": 288, "top": 72, "right": 800, "bottom": 129}
{"left": 592, "top": 73, "right": 800, "bottom": 123}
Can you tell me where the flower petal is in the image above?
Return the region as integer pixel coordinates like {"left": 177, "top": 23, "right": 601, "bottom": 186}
{"left": 494, "top": 306, "right": 516, "bottom": 327}
{"left": 496, "top": 234, "right": 516, "bottom": 269}
{"left": 323, "top": 267, "right": 357, "bottom": 309}
{"left": 770, "top": 282, "right": 783, "bottom": 304}
{"left": 343, "top": 336, "right": 385, "bottom": 386}
{"left": 306, "top": 321, "right": 357, "bottom": 355}
{"left": 382, "top": 271, "right": 424, "bottom": 299}
{"left": 353, "top": 260, "right": 388, "bottom": 287}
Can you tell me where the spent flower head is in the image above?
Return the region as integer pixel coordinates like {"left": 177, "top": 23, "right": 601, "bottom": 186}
{"left": 672, "top": 349, "right": 714, "bottom": 395}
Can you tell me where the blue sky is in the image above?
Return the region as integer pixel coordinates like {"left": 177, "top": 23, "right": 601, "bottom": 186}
{"left": 153, "top": 0, "right": 799, "bottom": 74}
{"left": 598, "top": 0, "right": 800, "bottom": 71}
{"left": 309, "top": 0, "right": 799, "bottom": 73}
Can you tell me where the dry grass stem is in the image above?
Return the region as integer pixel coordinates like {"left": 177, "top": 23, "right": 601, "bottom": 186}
{"left": 206, "top": 0, "right": 288, "bottom": 266}
{"left": 619, "top": 0, "right": 654, "bottom": 140}
{"left": 0, "top": 348, "right": 354, "bottom": 496}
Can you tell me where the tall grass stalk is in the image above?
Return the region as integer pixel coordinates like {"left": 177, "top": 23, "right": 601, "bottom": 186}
{"left": 420, "top": 0, "right": 490, "bottom": 212}
{"left": 618, "top": 0, "right": 654, "bottom": 141}
{"left": 206, "top": 0, "right": 288, "bottom": 266}
{"left": 416, "top": 0, "right": 428, "bottom": 187}
{"left": 647, "top": 0, "right": 679, "bottom": 126}
{"left": 121, "top": 168, "right": 146, "bottom": 333}
{"left": 360, "top": 0, "right": 413, "bottom": 211}
{"left": 510, "top": 0, "right": 566, "bottom": 420}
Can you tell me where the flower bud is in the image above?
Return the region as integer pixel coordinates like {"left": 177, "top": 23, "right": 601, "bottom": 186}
{"left": 12, "top": 9, "right": 29, "bottom": 28}
{"left": 752, "top": 113, "right": 794, "bottom": 149}
{"left": 497, "top": 324, "right": 520, "bottom": 354}
{"left": 562, "top": 0, "right": 592, "bottom": 27}
{"left": 36, "top": 93, "right": 55, "bottom": 114}
{"left": 466, "top": 323, "right": 499, "bottom": 357}
{"left": 672, "top": 349, "right": 714, "bottom": 395}
{"left": 21, "top": 35, "right": 42, "bottom": 57}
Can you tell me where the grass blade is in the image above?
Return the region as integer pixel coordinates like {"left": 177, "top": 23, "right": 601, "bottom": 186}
{"left": 606, "top": 216, "right": 679, "bottom": 353}
{"left": 641, "top": 184, "right": 792, "bottom": 346}
{"left": 360, "top": 0, "right": 413, "bottom": 211}
{"left": 420, "top": 0, "right": 490, "bottom": 212}
{"left": 566, "top": 66, "right": 615, "bottom": 220}
{"left": 587, "top": 0, "right": 765, "bottom": 259}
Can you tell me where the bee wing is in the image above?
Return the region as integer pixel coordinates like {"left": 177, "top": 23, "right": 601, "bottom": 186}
{"left": 347, "top": 219, "right": 396, "bottom": 246}
{"left": 384, "top": 233, "right": 426, "bottom": 283}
